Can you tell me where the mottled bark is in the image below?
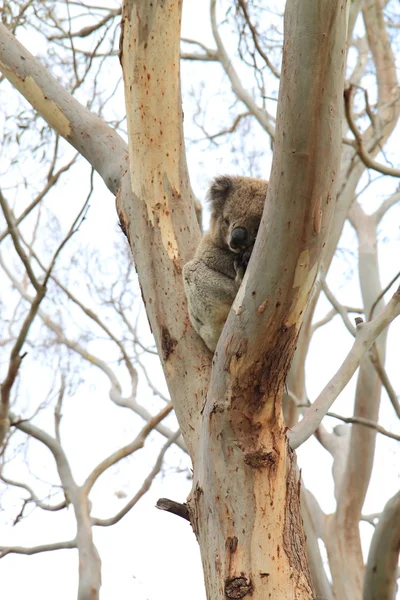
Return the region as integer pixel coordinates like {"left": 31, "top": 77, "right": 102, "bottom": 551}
{"left": 187, "top": 0, "right": 349, "bottom": 597}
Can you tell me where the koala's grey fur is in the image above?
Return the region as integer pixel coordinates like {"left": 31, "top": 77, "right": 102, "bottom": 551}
{"left": 183, "top": 175, "right": 268, "bottom": 352}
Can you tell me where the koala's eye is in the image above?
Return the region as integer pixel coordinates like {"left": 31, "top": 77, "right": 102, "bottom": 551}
{"left": 223, "top": 218, "right": 230, "bottom": 226}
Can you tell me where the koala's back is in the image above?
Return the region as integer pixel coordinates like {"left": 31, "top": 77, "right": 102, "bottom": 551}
{"left": 183, "top": 234, "right": 239, "bottom": 351}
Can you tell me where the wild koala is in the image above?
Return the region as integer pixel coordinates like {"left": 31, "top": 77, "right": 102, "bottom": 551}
{"left": 183, "top": 175, "right": 268, "bottom": 352}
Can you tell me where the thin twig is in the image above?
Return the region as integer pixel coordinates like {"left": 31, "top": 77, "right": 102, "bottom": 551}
{"left": 92, "top": 429, "right": 181, "bottom": 527}
{"left": 236, "top": 0, "right": 280, "bottom": 79}
{"left": 344, "top": 86, "right": 400, "bottom": 178}
{"left": 82, "top": 403, "right": 174, "bottom": 495}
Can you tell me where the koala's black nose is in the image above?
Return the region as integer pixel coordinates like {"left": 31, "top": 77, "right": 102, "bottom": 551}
{"left": 230, "top": 227, "right": 249, "bottom": 250}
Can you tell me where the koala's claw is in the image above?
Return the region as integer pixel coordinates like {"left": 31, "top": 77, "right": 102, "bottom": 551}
{"left": 234, "top": 246, "right": 254, "bottom": 285}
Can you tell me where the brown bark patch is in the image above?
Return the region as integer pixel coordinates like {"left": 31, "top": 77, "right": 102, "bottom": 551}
{"left": 226, "top": 536, "right": 238, "bottom": 553}
{"left": 283, "top": 448, "right": 314, "bottom": 593}
{"left": 225, "top": 576, "right": 253, "bottom": 599}
{"left": 161, "top": 326, "right": 177, "bottom": 361}
{"left": 244, "top": 449, "right": 277, "bottom": 470}
{"left": 116, "top": 193, "right": 131, "bottom": 243}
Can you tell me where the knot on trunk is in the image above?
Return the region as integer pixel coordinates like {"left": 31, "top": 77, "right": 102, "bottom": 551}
{"left": 225, "top": 576, "right": 253, "bottom": 599}
{"left": 244, "top": 449, "right": 277, "bottom": 469}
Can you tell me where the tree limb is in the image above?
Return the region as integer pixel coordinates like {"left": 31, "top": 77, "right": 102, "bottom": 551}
{"left": 363, "top": 490, "right": 400, "bottom": 600}
{"left": 82, "top": 403, "right": 173, "bottom": 495}
{"left": 288, "top": 287, "right": 400, "bottom": 449}
{"left": 0, "top": 539, "right": 76, "bottom": 558}
{"left": 210, "top": 0, "right": 275, "bottom": 138}
{"left": 92, "top": 429, "right": 180, "bottom": 527}
{"left": 0, "top": 23, "right": 127, "bottom": 194}
{"left": 344, "top": 85, "right": 400, "bottom": 178}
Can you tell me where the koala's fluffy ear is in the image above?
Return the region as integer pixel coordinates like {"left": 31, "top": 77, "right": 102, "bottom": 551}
{"left": 207, "top": 176, "right": 234, "bottom": 211}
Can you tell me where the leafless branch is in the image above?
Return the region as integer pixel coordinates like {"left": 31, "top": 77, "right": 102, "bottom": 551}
{"left": 82, "top": 403, "right": 173, "bottom": 495}
{"left": 369, "top": 269, "right": 400, "bottom": 320}
{"left": 54, "top": 374, "right": 66, "bottom": 444}
{"left": 372, "top": 188, "right": 400, "bottom": 224}
{"left": 0, "top": 539, "right": 76, "bottom": 558}
{"left": 321, "top": 281, "right": 400, "bottom": 418}
{"left": 0, "top": 473, "right": 66, "bottom": 512}
{"left": 49, "top": 8, "right": 121, "bottom": 40}
{"left": 311, "top": 305, "right": 363, "bottom": 333}
{"left": 0, "top": 156, "right": 78, "bottom": 244}
{"left": 0, "top": 189, "right": 41, "bottom": 291}
{"left": 181, "top": 38, "right": 218, "bottom": 61}
{"left": 368, "top": 344, "right": 400, "bottom": 419}
{"left": 236, "top": 0, "right": 280, "bottom": 79}
{"left": 324, "top": 411, "right": 400, "bottom": 442}
{"left": 204, "top": 112, "right": 251, "bottom": 142}
{"left": 322, "top": 281, "right": 357, "bottom": 336}
{"left": 156, "top": 497, "right": 190, "bottom": 521}
{"left": 92, "top": 428, "right": 181, "bottom": 527}
{"left": 210, "top": 0, "right": 275, "bottom": 138}
{"left": 344, "top": 86, "right": 400, "bottom": 178}
{"left": 364, "top": 490, "right": 400, "bottom": 600}
{"left": 288, "top": 287, "right": 400, "bottom": 449}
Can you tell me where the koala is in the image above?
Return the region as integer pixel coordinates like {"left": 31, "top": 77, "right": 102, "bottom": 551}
{"left": 183, "top": 175, "right": 268, "bottom": 352}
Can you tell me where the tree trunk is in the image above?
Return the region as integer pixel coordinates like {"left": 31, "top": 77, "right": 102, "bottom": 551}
{"left": 187, "top": 0, "right": 349, "bottom": 597}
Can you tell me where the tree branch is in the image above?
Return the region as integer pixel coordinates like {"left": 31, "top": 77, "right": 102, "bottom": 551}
{"left": 210, "top": 0, "right": 275, "bottom": 138}
{"left": 372, "top": 188, "right": 400, "bottom": 224}
{"left": 236, "top": 0, "right": 280, "bottom": 79}
{"left": 324, "top": 411, "right": 400, "bottom": 442}
{"left": 344, "top": 86, "right": 400, "bottom": 178}
{"left": 82, "top": 404, "right": 173, "bottom": 495}
{"left": 92, "top": 429, "right": 180, "bottom": 527}
{"left": 0, "top": 539, "right": 76, "bottom": 558}
{"left": 288, "top": 287, "right": 400, "bottom": 449}
{"left": 156, "top": 497, "right": 190, "bottom": 521}
{"left": 0, "top": 23, "right": 127, "bottom": 194}
{"left": 363, "top": 490, "right": 400, "bottom": 600}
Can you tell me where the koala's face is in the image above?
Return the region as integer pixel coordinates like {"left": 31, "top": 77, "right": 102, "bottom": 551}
{"left": 208, "top": 176, "right": 268, "bottom": 253}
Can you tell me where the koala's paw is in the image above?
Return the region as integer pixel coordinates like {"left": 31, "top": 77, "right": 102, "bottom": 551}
{"left": 234, "top": 246, "right": 254, "bottom": 285}
{"left": 234, "top": 254, "right": 246, "bottom": 285}
{"left": 241, "top": 248, "right": 252, "bottom": 270}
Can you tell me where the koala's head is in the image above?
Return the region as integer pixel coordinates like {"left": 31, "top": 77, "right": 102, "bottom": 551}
{"left": 208, "top": 176, "right": 268, "bottom": 252}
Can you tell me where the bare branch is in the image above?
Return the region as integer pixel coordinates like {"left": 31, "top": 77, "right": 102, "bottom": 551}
{"left": 236, "top": 0, "right": 280, "bottom": 79}
{"left": 322, "top": 281, "right": 357, "bottom": 336}
{"left": 210, "top": 0, "right": 275, "bottom": 138}
{"left": 82, "top": 403, "right": 173, "bottom": 495}
{"left": 156, "top": 498, "right": 190, "bottom": 521}
{"left": 324, "top": 411, "right": 400, "bottom": 442}
{"left": 288, "top": 287, "right": 400, "bottom": 449}
{"left": 49, "top": 8, "right": 121, "bottom": 40}
{"left": 0, "top": 189, "right": 41, "bottom": 291}
{"left": 369, "top": 269, "right": 400, "bottom": 320}
{"left": 0, "top": 156, "right": 78, "bottom": 244}
{"left": 311, "top": 306, "right": 363, "bottom": 333}
{"left": 203, "top": 112, "right": 251, "bottom": 142}
{"left": 0, "top": 539, "right": 76, "bottom": 559}
{"left": 344, "top": 86, "right": 400, "bottom": 177}
{"left": 0, "top": 23, "right": 127, "bottom": 194}
{"left": 0, "top": 288, "right": 45, "bottom": 443}
{"left": 181, "top": 38, "right": 218, "bottom": 61}
{"left": 92, "top": 429, "right": 181, "bottom": 527}
{"left": 363, "top": 490, "right": 400, "bottom": 600}
{"left": 54, "top": 374, "right": 66, "bottom": 444}
{"left": 0, "top": 473, "right": 66, "bottom": 512}
{"left": 372, "top": 188, "right": 400, "bottom": 224}
{"left": 368, "top": 344, "right": 400, "bottom": 419}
